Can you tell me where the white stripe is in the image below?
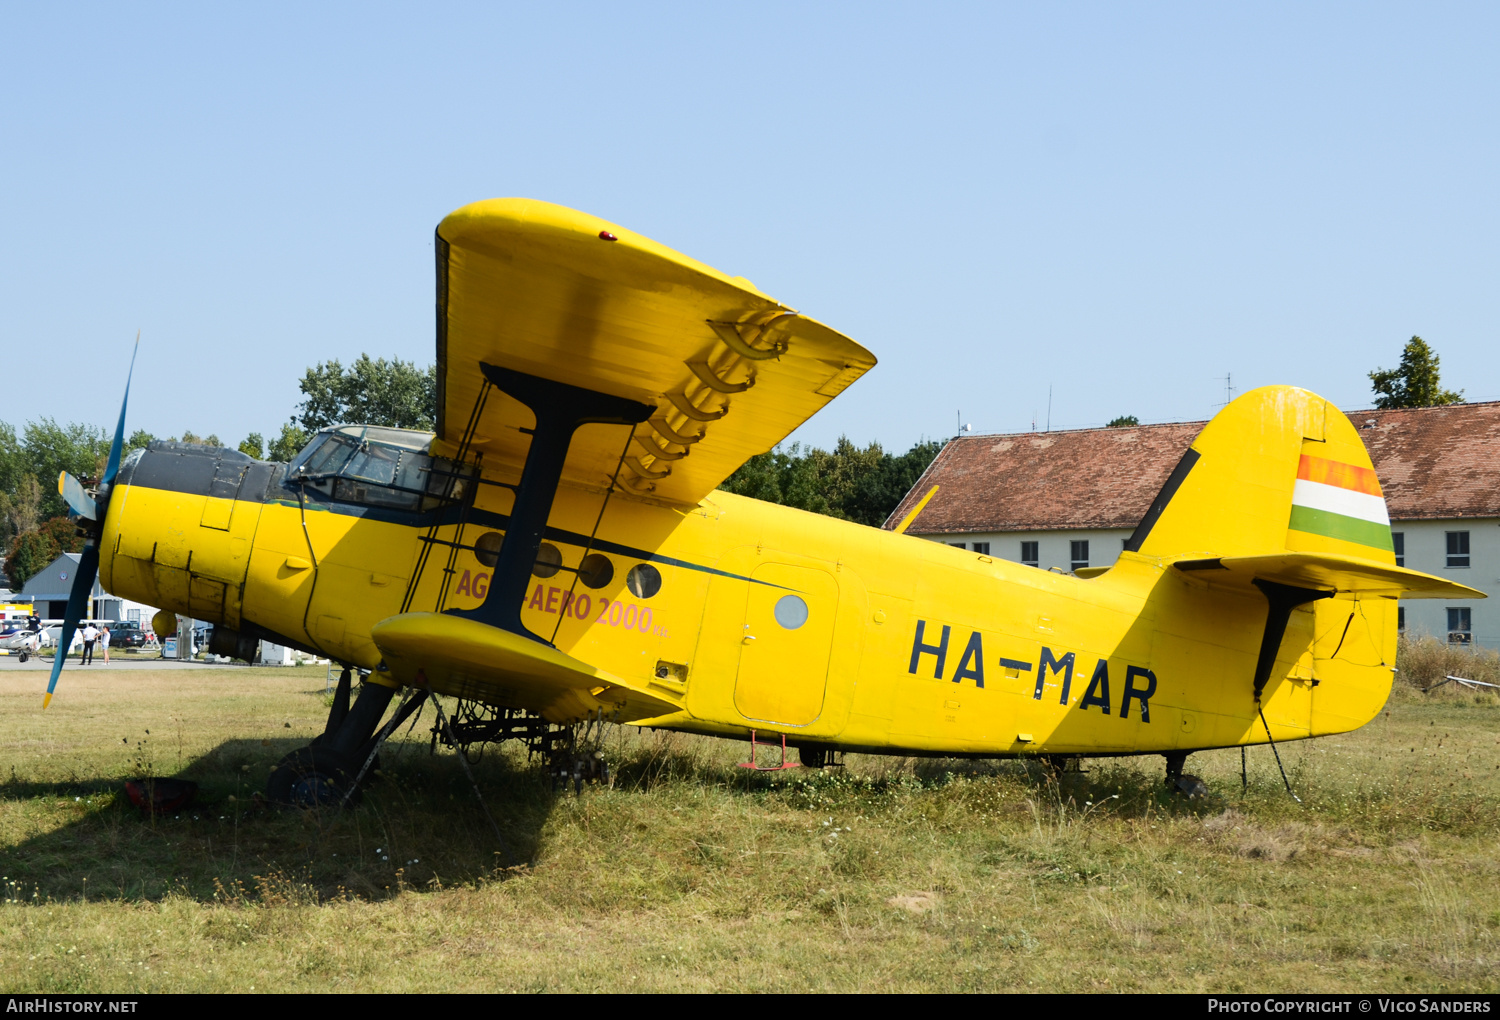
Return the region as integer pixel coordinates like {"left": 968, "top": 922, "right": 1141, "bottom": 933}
{"left": 1291, "top": 478, "right": 1390, "bottom": 525}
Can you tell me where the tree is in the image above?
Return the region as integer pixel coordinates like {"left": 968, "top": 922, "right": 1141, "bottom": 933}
{"left": 1369, "top": 336, "right": 1464, "bottom": 409}
{"left": 176, "top": 430, "right": 221, "bottom": 446}
{"left": 267, "top": 423, "right": 309, "bottom": 463}
{"left": 0, "top": 422, "right": 21, "bottom": 497}
{"left": 1106, "top": 415, "right": 1140, "bottom": 428}
{"left": 4, "top": 515, "right": 86, "bottom": 589}
{"left": 7, "top": 475, "right": 41, "bottom": 537}
{"left": 21, "top": 418, "right": 108, "bottom": 519}
{"left": 294, "top": 355, "right": 436, "bottom": 433}
{"left": 721, "top": 438, "right": 942, "bottom": 527}
{"left": 238, "top": 433, "right": 266, "bottom": 459}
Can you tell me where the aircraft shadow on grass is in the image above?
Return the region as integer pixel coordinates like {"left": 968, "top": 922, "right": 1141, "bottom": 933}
{"left": 1, "top": 735, "right": 564, "bottom": 904}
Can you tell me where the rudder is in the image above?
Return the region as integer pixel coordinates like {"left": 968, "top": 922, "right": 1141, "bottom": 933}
{"left": 1125, "top": 386, "right": 1395, "bottom": 565}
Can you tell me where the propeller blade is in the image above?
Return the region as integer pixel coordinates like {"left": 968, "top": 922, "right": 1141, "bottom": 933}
{"left": 42, "top": 543, "right": 99, "bottom": 709}
{"left": 47, "top": 331, "right": 138, "bottom": 707}
{"left": 102, "top": 331, "right": 140, "bottom": 487}
{"left": 57, "top": 471, "right": 97, "bottom": 520}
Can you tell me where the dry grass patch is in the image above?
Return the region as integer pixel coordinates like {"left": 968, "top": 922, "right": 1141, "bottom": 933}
{"left": 0, "top": 660, "right": 1495, "bottom": 992}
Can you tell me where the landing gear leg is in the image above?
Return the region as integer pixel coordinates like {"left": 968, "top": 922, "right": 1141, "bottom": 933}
{"left": 1164, "top": 751, "right": 1206, "bottom": 799}
{"left": 268, "top": 673, "right": 398, "bottom": 807}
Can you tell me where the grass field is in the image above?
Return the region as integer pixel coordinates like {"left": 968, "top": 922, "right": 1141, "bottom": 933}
{"left": 0, "top": 638, "right": 1496, "bottom": 993}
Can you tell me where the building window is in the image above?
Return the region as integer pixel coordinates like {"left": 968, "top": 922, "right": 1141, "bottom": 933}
{"left": 1447, "top": 531, "right": 1470, "bottom": 568}
{"left": 1447, "top": 606, "right": 1472, "bottom": 645}
{"left": 949, "top": 542, "right": 966, "bottom": 550}
{"left": 972, "top": 542, "right": 990, "bottom": 555}
{"left": 1398, "top": 606, "right": 1405, "bottom": 633}
{"left": 1392, "top": 531, "right": 1404, "bottom": 568}
{"left": 1021, "top": 541, "right": 1039, "bottom": 567}
{"left": 1070, "top": 540, "right": 1089, "bottom": 571}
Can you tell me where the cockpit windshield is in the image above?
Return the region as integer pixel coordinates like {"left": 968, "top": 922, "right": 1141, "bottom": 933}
{"left": 286, "top": 425, "right": 473, "bottom": 512}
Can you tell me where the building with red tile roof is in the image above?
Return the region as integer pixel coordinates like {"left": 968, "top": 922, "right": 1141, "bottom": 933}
{"left": 884, "top": 401, "right": 1500, "bottom": 648}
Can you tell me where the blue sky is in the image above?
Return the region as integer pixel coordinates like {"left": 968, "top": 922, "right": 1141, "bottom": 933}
{"left": 2, "top": 3, "right": 1497, "bottom": 452}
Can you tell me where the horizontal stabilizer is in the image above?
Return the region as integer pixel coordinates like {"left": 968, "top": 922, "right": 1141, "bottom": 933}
{"left": 370, "top": 612, "right": 682, "bottom": 723}
{"left": 1173, "top": 551, "right": 1485, "bottom": 600}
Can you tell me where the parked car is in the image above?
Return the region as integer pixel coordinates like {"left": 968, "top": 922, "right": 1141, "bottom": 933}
{"left": 106, "top": 620, "right": 149, "bottom": 649}
{"left": 41, "top": 626, "right": 83, "bottom": 651}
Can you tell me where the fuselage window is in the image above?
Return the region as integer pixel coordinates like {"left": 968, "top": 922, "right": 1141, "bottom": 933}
{"left": 774, "top": 594, "right": 809, "bottom": 630}
{"left": 578, "top": 553, "right": 614, "bottom": 589}
{"left": 474, "top": 532, "right": 503, "bottom": 568}
{"left": 533, "top": 543, "right": 563, "bottom": 578}
{"left": 626, "top": 564, "right": 662, "bottom": 599}
{"left": 287, "top": 425, "right": 473, "bottom": 513}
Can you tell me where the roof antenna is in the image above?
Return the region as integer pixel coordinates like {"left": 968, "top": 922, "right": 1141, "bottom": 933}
{"left": 1219, "top": 372, "right": 1235, "bottom": 408}
{"left": 956, "top": 410, "right": 971, "bottom": 438}
{"left": 1046, "top": 385, "right": 1052, "bottom": 432}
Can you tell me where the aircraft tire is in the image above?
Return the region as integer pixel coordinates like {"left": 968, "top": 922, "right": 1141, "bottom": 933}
{"left": 267, "top": 745, "right": 365, "bottom": 808}
{"left": 1173, "top": 774, "right": 1208, "bottom": 800}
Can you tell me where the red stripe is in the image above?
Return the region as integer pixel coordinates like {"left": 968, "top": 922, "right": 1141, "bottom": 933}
{"left": 1297, "top": 454, "right": 1382, "bottom": 497}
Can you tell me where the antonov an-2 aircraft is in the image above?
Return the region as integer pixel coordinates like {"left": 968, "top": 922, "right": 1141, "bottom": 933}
{"left": 47, "top": 199, "right": 1482, "bottom": 804}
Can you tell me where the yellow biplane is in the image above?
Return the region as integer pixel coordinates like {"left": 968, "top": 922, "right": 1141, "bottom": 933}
{"left": 48, "top": 199, "right": 1482, "bottom": 803}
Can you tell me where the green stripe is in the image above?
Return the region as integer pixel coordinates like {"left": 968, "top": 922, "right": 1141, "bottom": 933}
{"left": 1288, "top": 505, "right": 1394, "bottom": 551}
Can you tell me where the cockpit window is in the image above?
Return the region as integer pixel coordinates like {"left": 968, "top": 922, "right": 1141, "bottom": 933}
{"left": 286, "top": 425, "right": 473, "bottom": 512}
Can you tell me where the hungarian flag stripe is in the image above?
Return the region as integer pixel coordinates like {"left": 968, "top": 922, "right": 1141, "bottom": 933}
{"left": 1288, "top": 454, "right": 1392, "bottom": 551}
{"left": 1297, "top": 454, "right": 1383, "bottom": 496}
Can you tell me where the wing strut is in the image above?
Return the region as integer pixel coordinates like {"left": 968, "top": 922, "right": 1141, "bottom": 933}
{"left": 449, "top": 363, "right": 653, "bottom": 643}
{"left": 1251, "top": 580, "right": 1334, "bottom": 702}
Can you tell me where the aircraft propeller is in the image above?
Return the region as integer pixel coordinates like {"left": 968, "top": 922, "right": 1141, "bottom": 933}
{"left": 43, "top": 334, "right": 139, "bottom": 709}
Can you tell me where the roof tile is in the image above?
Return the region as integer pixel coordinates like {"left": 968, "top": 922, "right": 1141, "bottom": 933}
{"left": 886, "top": 402, "right": 1500, "bottom": 533}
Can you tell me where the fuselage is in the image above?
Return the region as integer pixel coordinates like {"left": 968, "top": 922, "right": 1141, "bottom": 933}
{"left": 99, "top": 436, "right": 1396, "bottom": 757}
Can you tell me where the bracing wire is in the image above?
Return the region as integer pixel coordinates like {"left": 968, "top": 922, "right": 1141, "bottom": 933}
{"left": 549, "top": 424, "right": 638, "bottom": 646}
{"left": 1258, "top": 706, "right": 1301, "bottom": 803}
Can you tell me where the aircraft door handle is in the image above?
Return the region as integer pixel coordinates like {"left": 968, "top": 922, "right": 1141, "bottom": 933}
{"left": 742, "top": 635, "right": 756, "bottom": 644}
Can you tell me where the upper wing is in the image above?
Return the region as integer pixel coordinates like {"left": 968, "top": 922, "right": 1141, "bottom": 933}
{"left": 1173, "top": 551, "right": 1486, "bottom": 599}
{"left": 433, "top": 199, "right": 876, "bottom": 506}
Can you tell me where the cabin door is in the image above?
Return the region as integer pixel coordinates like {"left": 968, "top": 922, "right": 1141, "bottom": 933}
{"left": 733, "top": 562, "right": 839, "bottom": 727}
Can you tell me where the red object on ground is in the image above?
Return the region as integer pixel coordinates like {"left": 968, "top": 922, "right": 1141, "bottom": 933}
{"left": 124, "top": 778, "right": 198, "bottom": 817}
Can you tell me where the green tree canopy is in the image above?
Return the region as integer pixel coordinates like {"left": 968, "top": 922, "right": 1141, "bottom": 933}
{"left": 294, "top": 355, "right": 436, "bottom": 433}
{"left": 1369, "top": 336, "right": 1464, "bottom": 409}
{"left": 238, "top": 433, "right": 266, "bottom": 459}
{"left": 20, "top": 418, "right": 108, "bottom": 520}
{"left": 4, "top": 515, "right": 85, "bottom": 589}
{"left": 267, "top": 424, "right": 309, "bottom": 463}
{"left": 1106, "top": 415, "right": 1140, "bottom": 428}
{"left": 125, "top": 429, "right": 155, "bottom": 455}
{"left": 721, "top": 438, "right": 942, "bottom": 527}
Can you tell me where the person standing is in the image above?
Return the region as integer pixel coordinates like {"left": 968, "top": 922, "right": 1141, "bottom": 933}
{"left": 80, "top": 622, "right": 98, "bottom": 665}
{"left": 99, "top": 624, "right": 111, "bottom": 664}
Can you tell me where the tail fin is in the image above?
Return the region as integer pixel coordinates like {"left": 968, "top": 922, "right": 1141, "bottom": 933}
{"left": 1126, "top": 386, "right": 1396, "bottom": 563}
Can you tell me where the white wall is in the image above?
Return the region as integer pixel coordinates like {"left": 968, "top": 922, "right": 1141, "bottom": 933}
{"left": 1393, "top": 519, "right": 1499, "bottom": 649}
{"left": 920, "top": 518, "right": 1500, "bottom": 650}
{"left": 917, "top": 528, "right": 1134, "bottom": 573}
